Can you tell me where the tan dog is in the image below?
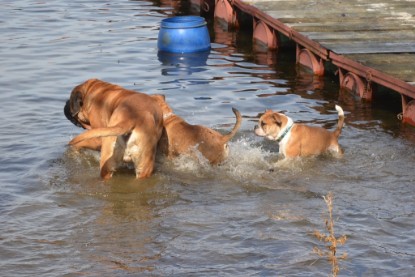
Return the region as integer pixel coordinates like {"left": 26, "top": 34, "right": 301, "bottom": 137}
{"left": 65, "top": 79, "right": 163, "bottom": 179}
{"left": 152, "top": 95, "right": 242, "bottom": 165}
{"left": 254, "top": 105, "right": 344, "bottom": 158}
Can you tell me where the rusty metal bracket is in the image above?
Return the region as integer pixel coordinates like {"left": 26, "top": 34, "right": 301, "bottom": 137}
{"left": 203, "top": 1, "right": 210, "bottom": 12}
{"left": 296, "top": 45, "right": 325, "bottom": 76}
{"left": 214, "top": 0, "right": 238, "bottom": 27}
{"left": 401, "top": 95, "right": 415, "bottom": 125}
{"left": 362, "top": 70, "right": 373, "bottom": 100}
{"left": 253, "top": 19, "right": 278, "bottom": 50}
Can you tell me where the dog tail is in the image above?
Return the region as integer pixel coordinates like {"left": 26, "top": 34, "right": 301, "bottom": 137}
{"left": 69, "top": 125, "right": 132, "bottom": 146}
{"left": 333, "top": 105, "right": 344, "bottom": 138}
{"left": 222, "top": 108, "right": 242, "bottom": 143}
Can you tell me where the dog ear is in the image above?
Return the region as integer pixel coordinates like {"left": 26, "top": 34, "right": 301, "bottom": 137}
{"left": 70, "top": 90, "right": 84, "bottom": 116}
{"left": 272, "top": 114, "right": 282, "bottom": 127}
{"left": 64, "top": 98, "right": 83, "bottom": 128}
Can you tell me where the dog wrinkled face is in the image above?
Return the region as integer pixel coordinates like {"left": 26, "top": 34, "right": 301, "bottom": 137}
{"left": 254, "top": 110, "right": 285, "bottom": 141}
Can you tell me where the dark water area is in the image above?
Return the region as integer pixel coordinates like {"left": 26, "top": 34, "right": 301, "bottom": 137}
{"left": 1, "top": 0, "right": 415, "bottom": 276}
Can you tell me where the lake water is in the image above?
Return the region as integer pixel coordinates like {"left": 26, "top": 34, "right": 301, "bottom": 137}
{"left": 1, "top": 0, "right": 415, "bottom": 276}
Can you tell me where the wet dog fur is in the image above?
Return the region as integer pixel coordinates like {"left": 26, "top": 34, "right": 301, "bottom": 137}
{"left": 151, "top": 95, "right": 242, "bottom": 165}
{"left": 64, "top": 79, "right": 163, "bottom": 179}
{"left": 254, "top": 105, "right": 344, "bottom": 159}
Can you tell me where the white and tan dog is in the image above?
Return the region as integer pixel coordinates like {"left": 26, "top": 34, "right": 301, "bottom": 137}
{"left": 254, "top": 105, "right": 344, "bottom": 159}
{"left": 152, "top": 95, "right": 242, "bottom": 165}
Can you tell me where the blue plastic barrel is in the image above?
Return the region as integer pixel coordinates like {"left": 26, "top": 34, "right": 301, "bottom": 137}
{"left": 158, "top": 16, "right": 211, "bottom": 53}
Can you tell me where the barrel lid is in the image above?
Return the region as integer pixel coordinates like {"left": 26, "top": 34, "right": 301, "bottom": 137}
{"left": 160, "top": 16, "right": 207, "bottom": 29}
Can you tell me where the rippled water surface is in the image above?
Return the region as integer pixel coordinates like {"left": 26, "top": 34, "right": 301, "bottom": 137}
{"left": 1, "top": 0, "right": 415, "bottom": 276}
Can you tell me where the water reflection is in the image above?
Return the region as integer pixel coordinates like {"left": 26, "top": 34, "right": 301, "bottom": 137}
{"left": 158, "top": 50, "right": 210, "bottom": 75}
{"left": 1, "top": 0, "right": 415, "bottom": 276}
{"left": 253, "top": 49, "right": 278, "bottom": 66}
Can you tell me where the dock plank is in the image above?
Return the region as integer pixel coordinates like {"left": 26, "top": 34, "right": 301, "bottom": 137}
{"left": 242, "top": 0, "right": 415, "bottom": 89}
{"left": 249, "top": 0, "right": 415, "bottom": 54}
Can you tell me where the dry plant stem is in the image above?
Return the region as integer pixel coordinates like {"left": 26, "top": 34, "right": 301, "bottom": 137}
{"left": 313, "top": 192, "right": 347, "bottom": 277}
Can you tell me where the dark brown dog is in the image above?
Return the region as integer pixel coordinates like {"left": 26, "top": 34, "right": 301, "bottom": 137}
{"left": 152, "top": 95, "right": 242, "bottom": 165}
{"left": 64, "top": 79, "right": 163, "bottom": 179}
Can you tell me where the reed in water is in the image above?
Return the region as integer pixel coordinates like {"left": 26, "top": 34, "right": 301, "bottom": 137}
{"left": 313, "top": 192, "right": 347, "bottom": 277}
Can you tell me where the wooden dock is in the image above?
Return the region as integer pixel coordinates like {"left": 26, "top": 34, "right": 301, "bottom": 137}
{"left": 196, "top": 0, "right": 415, "bottom": 125}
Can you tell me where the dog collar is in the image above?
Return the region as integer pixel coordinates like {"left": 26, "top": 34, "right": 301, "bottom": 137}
{"left": 276, "top": 118, "right": 294, "bottom": 143}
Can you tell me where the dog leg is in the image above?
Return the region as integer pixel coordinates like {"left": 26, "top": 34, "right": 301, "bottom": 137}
{"left": 135, "top": 152, "right": 156, "bottom": 179}
{"left": 70, "top": 137, "right": 102, "bottom": 151}
{"left": 328, "top": 144, "right": 344, "bottom": 158}
{"left": 100, "top": 136, "right": 124, "bottom": 179}
{"left": 284, "top": 142, "right": 302, "bottom": 158}
{"left": 130, "top": 134, "right": 158, "bottom": 179}
{"left": 137, "top": 141, "right": 158, "bottom": 178}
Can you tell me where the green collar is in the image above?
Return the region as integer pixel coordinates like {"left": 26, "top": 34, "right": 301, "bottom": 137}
{"left": 276, "top": 121, "right": 293, "bottom": 143}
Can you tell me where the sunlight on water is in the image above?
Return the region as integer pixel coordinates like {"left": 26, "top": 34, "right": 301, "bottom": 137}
{"left": 1, "top": 0, "right": 415, "bottom": 276}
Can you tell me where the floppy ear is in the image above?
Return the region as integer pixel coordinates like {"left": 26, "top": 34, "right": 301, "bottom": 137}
{"left": 64, "top": 99, "right": 83, "bottom": 128}
{"left": 271, "top": 113, "right": 282, "bottom": 127}
{"left": 70, "top": 89, "right": 83, "bottom": 117}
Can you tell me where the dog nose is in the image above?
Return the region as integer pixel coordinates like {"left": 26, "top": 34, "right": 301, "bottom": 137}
{"left": 254, "top": 125, "right": 259, "bottom": 130}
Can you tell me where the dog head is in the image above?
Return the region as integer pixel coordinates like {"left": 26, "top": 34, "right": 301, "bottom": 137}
{"left": 254, "top": 110, "right": 289, "bottom": 141}
{"left": 64, "top": 99, "right": 83, "bottom": 128}
{"left": 64, "top": 79, "right": 100, "bottom": 129}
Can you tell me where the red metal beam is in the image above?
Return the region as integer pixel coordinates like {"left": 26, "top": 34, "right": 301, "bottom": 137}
{"left": 330, "top": 52, "right": 415, "bottom": 99}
